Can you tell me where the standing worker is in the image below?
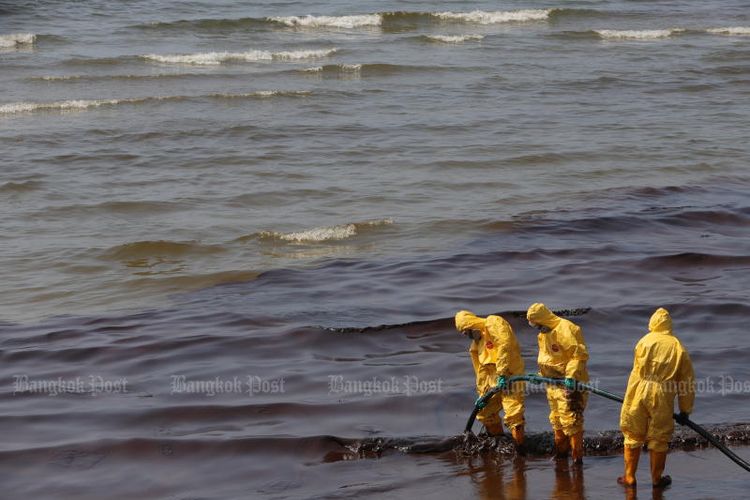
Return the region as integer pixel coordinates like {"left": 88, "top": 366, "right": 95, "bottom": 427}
{"left": 527, "top": 303, "right": 589, "bottom": 464}
{"left": 618, "top": 307, "right": 695, "bottom": 489}
{"left": 455, "top": 310, "right": 526, "bottom": 446}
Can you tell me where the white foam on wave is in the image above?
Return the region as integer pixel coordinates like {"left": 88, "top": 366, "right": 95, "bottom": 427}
{"left": 269, "top": 14, "right": 382, "bottom": 28}
{"left": 0, "top": 92, "right": 310, "bottom": 115}
{"left": 36, "top": 75, "right": 83, "bottom": 81}
{"left": 433, "top": 9, "right": 550, "bottom": 24}
{"left": 595, "top": 29, "right": 683, "bottom": 40}
{"left": 0, "top": 99, "right": 120, "bottom": 114}
{"left": 303, "top": 64, "right": 363, "bottom": 72}
{"left": 273, "top": 49, "right": 338, "bottom": 60}
{"left": 278, "top": 224, "right": 358, "bottom": 242}
{"left": 426, "top": 34, "right": 485, "bottom": 43}
{"left": 143, "top": 51, "right": 271, "bottom": 65}
{"left": 143, "top": 48, "right": 336, "bottom": 65}
{"left": 0, "top": 33, "right": 36, "bottom": 48}
{"left": 707, "top": 27, "right": 750, "bottom": 36}
{"left": 225, "top": 90, "right": 311, "bottom": 98}
{"left": 264, "top": 219, "right": 393, "bottom": 243}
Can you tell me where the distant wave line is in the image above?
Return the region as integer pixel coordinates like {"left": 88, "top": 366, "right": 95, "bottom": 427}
{"left": 298, "top": 63, "right": 477, "bottom": 78}
{"left": 595, "top": 28, "right": 684, "bottom": 40}
{"left": 594, "top": 27, "right": 750, "bottom": 40}
{"left": 268, "top": 14, "right": 382, "bottom": 28}
{"left": 0, "top": 91, "right": 311, "bottom": 115}
{"left": 266, "top": 9, "right": 556, "bottom": 27}
{"left": 134, "top": 8, "right": 573, "bottom": 31}
{"left": 29, "top": 73, "right": 246, "bottom": 82}
{"left": 143, "top": 48, "right": 337, "bottom": 66}
{"left": 30, "top": 62, "right": 481, "bottom": 83}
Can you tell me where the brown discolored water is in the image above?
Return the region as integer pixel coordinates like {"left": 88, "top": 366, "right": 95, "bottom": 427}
{"left": 2, "top": 306, "right": 750, "bottom": 497}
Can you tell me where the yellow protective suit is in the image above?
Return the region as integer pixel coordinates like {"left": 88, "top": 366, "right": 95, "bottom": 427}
{"left": 527, "top": 303, "right": 589, "bottom": 436}
{"left": 620, "top": 308, "right": 695, "bottom": 452}
{"left": 455, "top": 310, "right": 526, "bottom": 432}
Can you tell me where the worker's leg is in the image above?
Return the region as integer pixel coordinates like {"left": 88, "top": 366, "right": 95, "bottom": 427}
{"left": 558, "top": 390, "right": 587, "bottom": 463}
{"left": 547, "top": 386, "right": 569, "bottom": 458}
{"left": 502, "top": 384, "right": 525, "bottom": 445}
{"left": 619, "top": 393, "right": 648, "bottom": 487}
{"left": 647, "top": 390, "right": 675, "bottom": 488}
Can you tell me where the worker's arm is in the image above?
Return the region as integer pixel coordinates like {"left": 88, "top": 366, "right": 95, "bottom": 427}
{"left": 469, "top": 342, "right": 481, "bottom": 376}
{"left": 623, "top": 342, "right": 641, "bottom": 398}
{"left": 564, "top": 325, "right": 589, "bottom": 380}
{"left": 677, "top": 347, "right": 695, "bottom": 414}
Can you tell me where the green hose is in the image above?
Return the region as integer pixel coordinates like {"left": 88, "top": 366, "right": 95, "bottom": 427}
{"left": 464, "top": 374, "right": 750, "bottom": 472}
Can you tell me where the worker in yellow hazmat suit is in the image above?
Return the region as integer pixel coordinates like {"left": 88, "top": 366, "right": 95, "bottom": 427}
{"left": 618, "top": 307, "right": 695, "bottom": 489}
{"left": 455, "top": 310, "right": 525, "bottom": 445}
{"left": 526, "top": 303, "right": 589, "bottom": 463}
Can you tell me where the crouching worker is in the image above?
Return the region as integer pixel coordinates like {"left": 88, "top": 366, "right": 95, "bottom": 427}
{"left": 619, "top": 307, "right": 695, "bottom": 489}
{"left": 527, "top": 303, "right": 589, "bottom": 464}
{"left": 455, "top": 310, "right": 526, "bottom": 446}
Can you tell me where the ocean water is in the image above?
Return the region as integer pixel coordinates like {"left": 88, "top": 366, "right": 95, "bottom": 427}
{"left": 1, "top": 0, "right": 750, "bottom": 497}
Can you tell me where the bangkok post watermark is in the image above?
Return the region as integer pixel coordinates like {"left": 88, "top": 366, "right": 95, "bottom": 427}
{"left": 603, "top": 376, "right": 750, "bottom": 396}
{"left": 712, "top": 375, "right": 750, "bottom": 396}
{"left": 519, "top": 376, "right": 750, "bottom": 396}
{"left": 328, "top": 375, "right": 444, "bottom": 397}
{"left": 12, "top": 375, "right": 128, "bottom": 397}
{"left": 170, "top": 375, "right": 285, "bottom": 397}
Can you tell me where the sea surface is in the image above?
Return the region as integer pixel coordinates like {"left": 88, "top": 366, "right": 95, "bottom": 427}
{"left": 1, "top": 0, "right": 749, "bottom": 498}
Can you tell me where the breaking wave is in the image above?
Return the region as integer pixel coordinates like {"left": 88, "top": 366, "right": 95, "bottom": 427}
{"left": 433, "top": 9, "right": 551, "bottom": 24}
{"left": 143, "top": 48, "right": 337, "bottom": 65}
{"left": 423, "top": 34, "right": 485, "bottom": 43}
{"left": 302, "top": 64, "right": 362, "bottom": 75}
{"left": 218, "top": 90, "right": 310, "bottom": 98}
{"left": 595, "top": 29, "right": 684, "bottom": 40}
{"left": 133, "top": 8, "right": 583, "bottom": 32}
{"left": 0, "top": 91, "right": 310, "bottom": 115}
{"left": 242, "top": 219, "right": 394, "bottom": 244}
{"left": 707, "top": 26, "right": 750, "bottom": 36}
{"left": 299, "top": 63, "right": 459, "bottom": 77}
{"left": 272, "top": 9, "right": 552, "bottom": 28}
{"left": 31, "top": 73, "right": 211, "bottom": 82}
{"left": 0, "top": 99, "right": 122, "bottom": 114}
{"left": 29, "top": 71, "right": 291, "bottom": 83}
{"left": 0, "top": 33, "right": 36, "bottom": 48}
{"left": 269, "top": 14, "right": 382, "bottom": 28}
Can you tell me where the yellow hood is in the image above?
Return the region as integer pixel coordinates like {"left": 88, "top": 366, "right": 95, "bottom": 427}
{"left": 455, "top": 310, "right": 486, "bottom": 333}
{"left": 526, "top": 303, "right": 560, "bottom": 328}
{"left": 648, "top": 307, "right": 673, "bottom": 334}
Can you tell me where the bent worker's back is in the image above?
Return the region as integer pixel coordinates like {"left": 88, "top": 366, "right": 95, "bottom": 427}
{"left": 485, "top": 314, "right": 524, "bottom": 378}
{"left": 455, "top": 310, "right": 525, "bottom": 444}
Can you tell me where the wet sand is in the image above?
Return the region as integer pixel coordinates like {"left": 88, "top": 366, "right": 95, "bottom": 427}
{"left": 2, "top": 437, "right": 748, "bottom": 498}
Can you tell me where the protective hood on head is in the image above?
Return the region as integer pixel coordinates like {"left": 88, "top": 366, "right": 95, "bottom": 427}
{"left": 455, "top": 310, "right": 486, "bottom": 333}
{"left": 526, "top": 303, "right": 560, "bottom": 328}
{"left": 648, "top": 307, "right": 673, "bottom": 334}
